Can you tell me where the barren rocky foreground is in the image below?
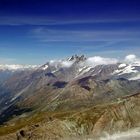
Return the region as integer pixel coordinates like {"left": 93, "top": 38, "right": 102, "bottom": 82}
{"left": 0, "top": 92, "right": 140, "bottom": 140}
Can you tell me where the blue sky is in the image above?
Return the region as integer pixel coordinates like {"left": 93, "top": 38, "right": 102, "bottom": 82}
{"left": 0, "top": 0, "right": 140, "bottom": 64}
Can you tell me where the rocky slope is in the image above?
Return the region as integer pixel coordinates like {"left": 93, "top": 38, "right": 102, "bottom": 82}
{"left": 0, "top": 55, "right": 140, "bottom": 139}
{"left": 0, "top": 92, "right": 140, "bottom": 140}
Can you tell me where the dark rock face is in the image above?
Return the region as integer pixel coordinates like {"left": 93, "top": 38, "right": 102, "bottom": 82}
{"left": 68, "top": 54, "right": 87, "bottom": 62}
{"left": 19, "top": 130, "right": 25, "bottom": 137}
{"left": 45, "top": 72, "right": 56, "bottom": 78}
{"left": 0, "top": 105, "right": 32, "bottom": 125}
{"left": 53, "top": 81, "right": 67, "bottom": 88}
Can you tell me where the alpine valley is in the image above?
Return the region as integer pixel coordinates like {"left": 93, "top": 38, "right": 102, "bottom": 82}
{"left": 0, "top": 55, "right": 140, "bottom": 140}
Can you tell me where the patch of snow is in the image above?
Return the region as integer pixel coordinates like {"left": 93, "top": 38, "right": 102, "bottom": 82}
{"left": 52, "top": 70, "right": 58, "bottom": 73}
{"left": 78, "top": 66, "right": 93, "bottom": 76}
{"left": 42, "top": 64, "right": 48, "bottom": 70}
{"left": 113, "top": 64, "right": 138, "bottom": 75}
{"left": 129, "top": 74, "right": 140, "bottom": 80}
{"left": 118, "top": 63, "right": 127, "bottom": 68}
{"left": 78, "top": 66, "right": 87, "bottom": 72}
{"left": 131, "top": 62, "right": 140, "bottom": 67}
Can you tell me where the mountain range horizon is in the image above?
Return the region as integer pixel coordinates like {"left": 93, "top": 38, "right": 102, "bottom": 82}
{"left": 0, "top": 54, "right": 138, "bottom": 67}
{"left": 0, "top": 52, "right": 140, "bottom": 139}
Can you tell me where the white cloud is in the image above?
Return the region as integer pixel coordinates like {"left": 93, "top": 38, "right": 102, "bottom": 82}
{"left": 50, "top": 55, "right": 140, "bottom": 69}
{"left": 61, "top": 61, "right": 74, "bottom": 67}
{"left": 84, "top": 56, "right": 118, "bottom": 67}
{"left": 2, "top": 55, "right": 140, "bottom": 70}
{"left": 48, "top": 56, "right": 118, "bottom": 69}
{"left": 32, "top": 27, "right": 140, "bottom": 43}
{"left": 49, "top": 60, "right": 74, "bottom": 68}
{"left": 1, "top": 16, "right": 139, "bottom": 26}
{"left": 125, "top": 54, "right": 137, "bottom": 63}
{"left": 124, "top": 54, "right": 140, "bottom": 65}
{"left": 0, "top": 64, "right": 38, "bottom": 70}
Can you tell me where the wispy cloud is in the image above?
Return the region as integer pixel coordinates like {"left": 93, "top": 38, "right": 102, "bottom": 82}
{"left": 0, "top": 16, "right": 140, "bottom": 26}
{"left": 31, "top": 27, "right": 140, "bottom": 42}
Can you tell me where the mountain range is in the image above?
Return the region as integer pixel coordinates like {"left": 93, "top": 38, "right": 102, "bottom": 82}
{"left": 0, "top": 55, "right": 140, "bottom": 140}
